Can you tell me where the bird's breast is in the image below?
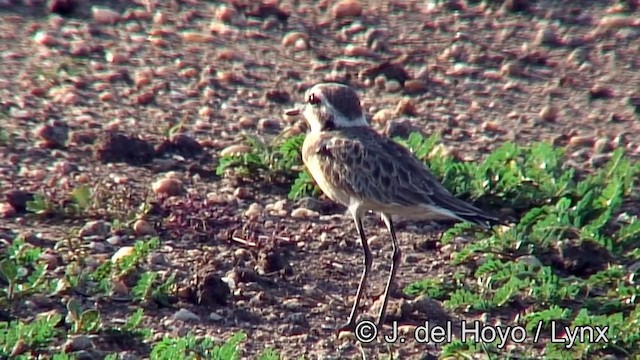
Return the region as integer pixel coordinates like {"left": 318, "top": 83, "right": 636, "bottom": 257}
{"left": 302, "top": 132, "right": 351, "bottom": 206}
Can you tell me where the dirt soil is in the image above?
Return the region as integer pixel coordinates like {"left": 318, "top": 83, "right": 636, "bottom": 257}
{"left": 1, "top": 0, "right": 639, "bottom": 359}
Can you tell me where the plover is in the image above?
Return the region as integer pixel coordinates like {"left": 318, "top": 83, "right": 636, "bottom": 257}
{"left": 285, "top": 82, "right": 500, "bottom": 331}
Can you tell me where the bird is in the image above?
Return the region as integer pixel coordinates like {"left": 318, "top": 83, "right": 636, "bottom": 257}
{"left": 284, "top": 82, "right": 500, "bottom": 332}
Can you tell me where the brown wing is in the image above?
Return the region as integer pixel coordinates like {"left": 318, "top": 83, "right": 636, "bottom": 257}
{"left": 314, "top": 128, "right": 499, "bottom": 226}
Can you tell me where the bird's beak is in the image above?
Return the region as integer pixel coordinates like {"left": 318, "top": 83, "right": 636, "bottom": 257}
{"left": 284, "top": 104, "right": 303, "bottom": 116}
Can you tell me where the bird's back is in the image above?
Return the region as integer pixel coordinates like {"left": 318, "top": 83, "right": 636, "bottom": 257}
{"left": 302, "top": 127, "right": 500, "bottom": 227}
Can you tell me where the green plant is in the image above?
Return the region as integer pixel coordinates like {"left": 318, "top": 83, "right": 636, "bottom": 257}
{"left": 150, "top": 331, "right": 247, "bottom": 360}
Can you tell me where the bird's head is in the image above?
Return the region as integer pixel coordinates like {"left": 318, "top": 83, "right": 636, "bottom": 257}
{"left": 285, "top": 82, "right": 368, "bottom": 132}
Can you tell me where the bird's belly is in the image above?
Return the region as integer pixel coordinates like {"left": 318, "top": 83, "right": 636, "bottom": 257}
{"left": 304, "top": 155, "right": 351, "bottom": 206}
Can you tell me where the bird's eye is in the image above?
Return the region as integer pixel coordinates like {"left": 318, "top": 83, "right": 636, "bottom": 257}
{"left": 307, "top": 93, "right": 321, "bottom": 105}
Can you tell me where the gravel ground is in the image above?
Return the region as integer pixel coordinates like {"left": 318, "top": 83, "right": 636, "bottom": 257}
{"left": 1, "top": 0, "right": 639, "bottom": 358}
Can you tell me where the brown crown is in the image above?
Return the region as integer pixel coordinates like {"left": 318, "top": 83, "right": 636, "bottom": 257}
{"left": 319, "top": 84, "right": 363, "bottom": 121}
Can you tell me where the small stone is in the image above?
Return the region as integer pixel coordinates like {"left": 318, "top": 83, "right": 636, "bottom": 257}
{"left": 34, "top": 121, "right": 68, "bottom": 148}
{"left": 151, "top": 178, "right": 184, "bottom": 196}
{"left": 403, "top": 79, "right": 426, "bottom": 94}
{"left": 220, "top": 145, "right": 252, "bottom": 157}
{"left": 48, "top": 0, "right": 77, "bottom": 15}
{"left": 245, "top": 203, "right": 263, "bottom": 218}
{"left": 34, "top": 31, "right": 58, "bottom": 46}
{"left": 372, "top": 109, "right": 395, "bottom": 125}
{"left": 282, "top": 32, "right": 308, "bottom": 47}
{"left": 133, "top": 219, "right": 156, "bottom": 236}
{"left": 568, "top": 135, "right": 595, "bottom": 148}
{"left": 264, "top": 90, "right": 290, "bottom": 104}
{"left": 481, "top": 120, "right": 503, "bottom": 133}
{"left": 332, "top": 0, "right": 363, "bottom": 19}
{"left": 539, "top": 105, "right": 557, "bottom": 122}
{"left": 367, "top": 235, "right": 382, "bottom": 249}
{"left": 111, "top": 279, "right": 128, "bottom": 295}
{"left": 593, "top": 138, "right": 612, "bottom": 154}
{"left": 500, "top": 62, "right": 523, "bottom": 77}
{"left": 214, "top": 5, "right": 237, "bottom": 23}
{"left": 385, "top": 80, "right": 402, "bottom": 93}
{"left": 238, "top": 117, "right": 256, "bottom": 129}
{"left": 590, "top": 154, "right": 612, "bottom": 168}
{"left": 384, "top": 119, "right": 414, "bottom": 138}
{"left": 0, "top": 203, "right": 16, "bottom": 218}
{"left": 257, "top": 118, "right": 281, "bottom": 132}
{"left": 63, "top": 335, "right": 93, "bottom": 352}
{"left": 92, "top": 6, "right": 120, "bottom": 24}
{"left": 589, "top": 85, "right": 614, "bottom": 100}
{"left": 173, "top": 308, "right": 200, "bottom": 322}
{"left": 209, "top": 312, "right": 224, "bottom": 321}
{"left": 5, "top": 190, "right": 34, "bottom": 213}
{"left": 234, "top": 187, "right": 251, "bottom": 200}
{"left": 395, "top": 98, "right": 417, "bottom": 116}
{"left": 79, "top": 220, "right": 110, "bottom": 238}
{"left": 111, "top": 246, "right": 135, "bottom": 263}
{"left": 291, "top": 208, "right": 319, "bottom": 219}
{"left": 534, "top": 27, "right": 559, "bottom": 46}
{"left": 516, "top": 255, "right": 542, "bottom": 269}
{"left": 105, "top": 236, "right": 121, "bottom": 245}
{"left": 39, "top": 253, "right": 60, "bottom": 269}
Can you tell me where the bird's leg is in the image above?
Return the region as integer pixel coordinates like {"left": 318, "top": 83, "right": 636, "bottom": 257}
{"left": 336, "top": 215, "right": 372, "bottom": 333}
{"left": 377, "top": 213, "right": 402, "bottom": 328}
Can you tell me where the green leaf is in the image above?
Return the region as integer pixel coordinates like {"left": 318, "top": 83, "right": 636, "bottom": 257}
{"left": 0, "top": 259, "right": 17, "bottom": 282}
{"left": 70, "top": 185, "right": 92, "bottom": 209}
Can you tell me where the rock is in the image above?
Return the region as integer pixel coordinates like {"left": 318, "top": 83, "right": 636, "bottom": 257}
{"left": 173, "top": 308, "right": 200, "bottom": 322}
{"left": 34, "top": 121, "right": 68, "bottom": 148}
{"left": 244, "top": 203, "right": 263, "bottom": 218}
{"left": 133, "top": 219, "right": 156, "bottom": 236}
{"left": 332, "top": 0, "right": 363, "bottom": 19}
{"left": 5, "top": 190, "right": 35, "bottom": 213}
{"left": 156, "top": 133, "right": 203, "bottom": 157}
{"left": 291, "top": 207, "right": 319, "bottom": 219}
{"left": 151, "top": 178, "right": 184, "bottom": 196}
{"left": 111, "top": 246, "right": 135, "bottom": 263}
{"left": 516, "top": 255, "right": 542, "bottom": 269}
{"left": 257, "top": 118, "right": 281, "bottom": 132}
{"left": 384, "top": 119, "right": 414, "bottom": 138}
{"left": 63, "top": 335, "right": 93, "bottom": 352}
{"left": 220, "top": 145, "right": 252, "bottom": 157}
{"left": 92, "top": 6, "right": 120, "bottom": 24}
{"left": 94, "top": 132, "right": 156, "bottom": 165}
{"left": 79, "top": 220, "right": 110, "bottom": 238}
{"left": 264, "top": 89, "right": 290, "bottom": 103}
{"left": 48, "top": 0, "right": 77, "bottom": 15}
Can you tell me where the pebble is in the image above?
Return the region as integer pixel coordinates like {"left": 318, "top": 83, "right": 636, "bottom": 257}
{"left": 539, "top": 105, "right": 557, "bottom": 122}
{"left": 332, "top": 0, "right": 363, "bottom": 19}
{"left": 403, "top": 79, "right": 426, "bottom": 94}
{"left": 111, "top": 246, "right": 135, "bottom": 263}
{"left": 220, "top": 144, "right": 252, "bottom": 156}
{"left": 291, "top": 207, "right": 319, "bottom": 219}
{"left": 534, "top": 27, "right": 559, "bottom": 46}
{"left": 385, "top": 80, "right": 402, "bottom": 93}
{"left": 79, "top": 220, "right": 111, "bottom": 238}
{"left": 233, "top": 187, "right": 251, "bottom": 200}
{"left": 372, "top": 109, "right": 395, "bottom": 125}
{"left": 209, "top": 312, "right": 224, "bottom": 321}
{"left": 257, "top": 118, "right": 282, "bottom": 132}
{"left": 590, "top": 154, "right": 612, "bottom": 168}
{"left": 173, "top": 308, "right": 201, "bottom": 322}
{"left": 244, "top": 203, "right": 263, "bottom": 218}
{"left": 34, "top": 31, "right": 58, "bottom": 46}
{"left": 593, "top": 138, "right": 612, "bottom": 154}
{"left": 111, "top": 279, "right": 129, "bottom": 295}
{"left": 282, "top": 32, "right": 308, "bottom": 47}
{"left": 516, "top": 255, "right": 542, "bottom": 269}
{"left": 63, "top": 335, "right": 93, "bottom": 352}
{"left": 568, "top": 135, "right": 595, "bottom": 147}
{"left": 133, "top": 219, "right": 156, "bottom": 236}
{"left": 0, "top": 203, "right": 15, "bottom": 218}
{"left": 92, "top": 6, "right": 120, "bottom": 24}
{"left": 151, "top": 178, "right": 184, "bottom": 196}
{"left": 34, "top": 121, "right": 68, "bottom": 148}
